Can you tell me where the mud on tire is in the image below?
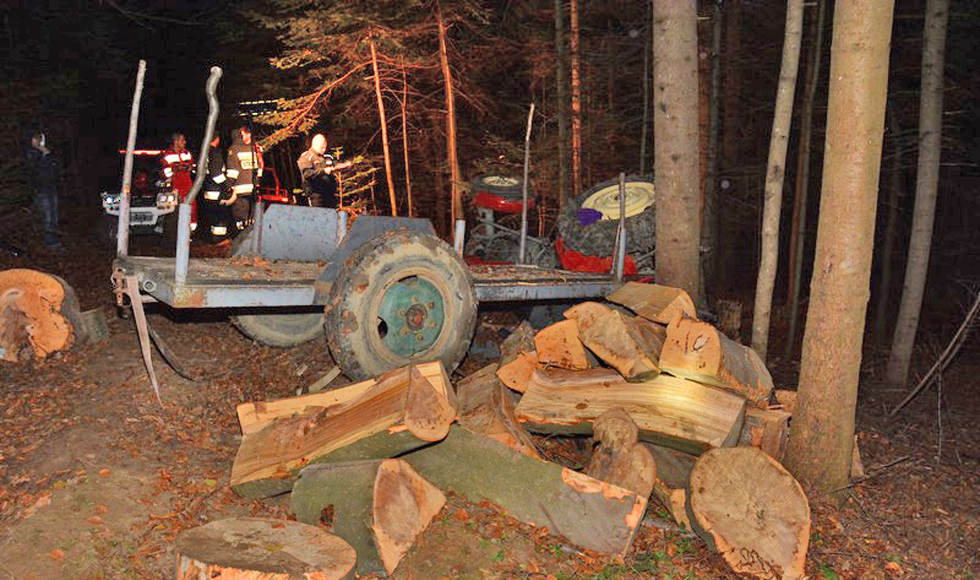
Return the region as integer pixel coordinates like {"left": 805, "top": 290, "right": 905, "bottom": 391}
{"left": 557, "top": 175, "right": 656, "bottom": 258}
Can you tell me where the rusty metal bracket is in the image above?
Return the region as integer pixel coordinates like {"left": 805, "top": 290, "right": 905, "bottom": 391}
{"left": 117, "top": 273, "right": 161, "bottom": 403}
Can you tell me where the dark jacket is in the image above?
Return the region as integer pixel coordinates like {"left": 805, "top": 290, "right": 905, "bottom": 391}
{"left": 26, "top": 147, "right": 61, "bottom": 195}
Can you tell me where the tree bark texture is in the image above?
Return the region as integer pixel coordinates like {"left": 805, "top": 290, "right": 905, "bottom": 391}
{"left": 570, "top": 0, "right": 582, "bottom": 198}
{"left": 785, "top": 0, "right": 827, "bottom": 358}
{"left": 401, "top": 68, "right": 413, "bottom": 217}
{"left": 701, "top": 1, "right": 723, "bottom": 299}
{"left": 555, "top": 0, "right": 569, "bottom": 203}
{"left": 370, "top": 40, "right": 397, "bottom": 216}
{"left": 653, "top": 0, "right": 701, "bottom": 299}
{"left": 751, "top": 0, "right": 805, "bottom": 361}
{"left": 436, "top": 3, "right": 462, "bottom": 228}
{"left": 874, "top": 108, "right": 904, "bottom": 343}
{"left": 783, "top": 0, "right": 894, "bottom": 495}
{"left": 886, "top": 0, "right": 949, "bottom": 386}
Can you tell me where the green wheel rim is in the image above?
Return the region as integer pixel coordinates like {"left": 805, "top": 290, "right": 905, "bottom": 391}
{"left": 377, "top": 276, "right": 446, "bottom": 358}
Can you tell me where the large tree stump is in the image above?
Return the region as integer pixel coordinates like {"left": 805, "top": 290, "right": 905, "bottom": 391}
{"left": 689, "top": 447, "right": 810, "bottom": 580}
{"left": 515, "top": 368, "right": 746, "bottom": 454}
{"left": 659, "top": 314, "right": 774, "bottom": 407}
{"left": 291, "top": 459, "right": 445, "bottom": 577}
{"left": 231, "top": 366, "right": 456, "bottom": 499}
{"left": 534, "top": 318, "right": 591, "bottom": 370}
{"left": 586, "top": 409, "right": 656, "bottom": 497}
{"left": 0, "top": 269, "right": 79, "bottom": 362}
{"left": 175, "top": 517, "right": 356, "bottom": 580}
{"left": 405, "top": 425, "right": 647, "bottom": 555}
{"left": 495, "top": 321, "right": 538, "bottom": 392}
{"left": 456, "top": 364, "right": 541, "bottom": 458}
{"left": 606, "top": 282, "right": 697, "bottom": 324}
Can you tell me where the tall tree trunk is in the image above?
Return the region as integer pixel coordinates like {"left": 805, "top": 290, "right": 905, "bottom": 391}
{"left": 653, "top": 0, "right": 701, "bottom": 299}
{"left": 436, "top": 2, "right": 461, "bottom": 230}
{"left": 701, "top": 1, "right": 723, "bottom": 301}
{"left": 569, "top": 0, "right": 582, "bottom": 198}
{"left": 639, "top": 1, "right": 651, "bottom": 175}
{"left": 751, "top": 0, "right": 805, "bottom": 361}
{"left": 886, "top": 0, "right": 950, "bottom": 386}
{"left": 784, "top": 0, "right": 827, "bottom": 359}
{"left": 784, "top": 0, "right": 894, "bottom": 496}
{"left": 401, "top": 68, "right": 413, "bottom": 218}
{"left": 874, "top": 108, "right": 903, "bottom": 343}
{"left": 555, "top": 0, "right": 569, "bottom": 203}
{"left": 370, "top": 40, "right": 397, "bottom": 216}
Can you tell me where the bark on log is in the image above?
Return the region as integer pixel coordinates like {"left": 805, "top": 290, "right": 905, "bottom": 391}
{"left": 578, "top": 309, "right": 661, "bottom": 379}
{"left": 0, "top": 269, "right": 78, "bottom": 362}
{"left": 689, "top": 447, "right": 810, "bottom": 580}
{"left": 231, "top": 366, "right": 456, "bottom": 499}
{"left": 737, "top": 407, "right": 792, "bottom": 462}
{"left": 606, "top": 282, "right": 697, "bottom": 325}
{"left": 645, "top": 444, "right": 697, "bottom": 529}
{"left": 291, "top": 459, "right": 446, "bottom": 577}
{"left": 456, "top": 364, "right": 541, "bottom": 458}
{"left": 562, "top": 300, "right": 615, "bottom": 328}
{"left": 660, "top": 314, "right": 774, "bottom": 407}
{"left": 586, "top": 409, "right": 656, "bottom": 497}
{"left": 515, "top": 368, "right": 746, "bottom": 455}
{"left": 404, "top": 425, "right": 647, "bottom": 555}
{"left": 175, "top": 517, "right": 356, "bottom": 580}
{"left": 496, "top": 321, "right": 538, "bottom": 392}
{"left": 534, "top": 319, "right": 591, "bottom": 370}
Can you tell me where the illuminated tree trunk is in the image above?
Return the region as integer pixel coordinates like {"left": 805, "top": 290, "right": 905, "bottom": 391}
{"left": 569, "top": 0, "right": 582, "bottom": 198}
{"left": 874, "top": 109, "right": 903, "bottom": 343}
{"left": 401, "top": 68, "right": 413, "bottom": 217}
{"left": 436, "top": 2, "right": 461, "bottom": 229}
{"left": 751, "top": 0, "right": 804, "bottom": 361}
{"left": 784, "top": 0, "right": 894, "bottom": 495}
{"left": 652, "top": 0, "right": 701, "bottom": 299}
{"left": 785, "top": 0, "right": 827, "bottom": 358}
{"left": 886, "top": 0, "right": 950, "bottom": 387}
{"left": 555, "top": 0, "right": 569, "bottom": 202}
{"left": 701, "top": 1, "right": 723, "bottom": 299}
{"left": 370, "top": 40, "right": 397, "bottom": 216}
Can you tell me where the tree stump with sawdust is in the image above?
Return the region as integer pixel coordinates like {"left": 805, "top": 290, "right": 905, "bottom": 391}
{"left": 0, "top": 269, "right": 81, "bottom": 362}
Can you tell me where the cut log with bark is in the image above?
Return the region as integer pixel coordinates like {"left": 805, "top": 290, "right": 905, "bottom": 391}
{"left": 404, "top": 425, "right": 647, "bottom": 555}
{"left": 231, "top": 366, "right": 456, "bottom": 499}
{"left": 774, "top": 389, "right": 798, "bottom": 414}
{"left": 291, "top": 459, "right": 445, "bottom": 577}
{"left": 175, "top": 517, "right": 356, "bottom": 580}
{"left": 534, "top": 318, "right": 591, "bottom": 370}
{"left": 495, "top": 321, "right": 538, "bottom": 392}
{"left": 659, "top": 314, "right": 774, "bottom": 407}
{"left": 456, "top": 364, "right": 541, "bottom": 458}
{"left": 515, "top": 368, "right": 746, "bottom": 454}
{"left": 563, "top": 300, "right": 616, "bottom": 328}
{"left": 578, "top": 309, "right": 661, "bottom": 378}
{"left": 689, "top": 447, "right": 810, "bottom": 580}
{"left": 737, "top": 406, "right": 792, "bottom": 461}
{"left": 0, "top": 269, "right": 80, "bottom": 362}
{"left": 606, "top": 282, "right": 698, "bottom": 324}
{"left": 645, "top": 444, "right": 697, "bottom": 529}
{"left": 586, "top": 409, "right": 656, "bottom": 497}
{"left": 236, "top": 362, "right": 453, "bottom": 436}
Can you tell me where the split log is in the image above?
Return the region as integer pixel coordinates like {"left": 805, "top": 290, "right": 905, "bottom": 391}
{"left": 586, "top": 409, "right": 656, "bottom": 497}
{"left": 606, "top": 282, "right": 697, "bottom": 324}
{"left": 774, "top": 389, "right": 798, "bottom": 414}
{"left": 689, "top": 447, "right": 810, "bottom": 580}
{"left": 291, "top": 459, "right": 445, "bottom": 577}
{"left": 231, "top": 366, "right": 456, "bottom": 499}
{"left": 578, "top": 309, "right": 661, "bottom": 378}
{"left": 659, "top": 314, "right": 774, "bottom": 407}
{"left": 737, "top": 407, "right": 792, "bottom": 461}
{"left": 0, "top": 269, "right": 80, "bottom": 362}
{"left": 236, "top": 362, "right": 453, "bottom": 436}
{"left": 456, "top": 364, "right": 541, "bottom": 458}
{"left": 495, "top": 321, "right": 538, "bottom": 392}
{"left": 644, "top": 444, "right": 697, "bottom": 529}
{"left": 562, "top": 300, "right": 616, "bottom": 328}
{"left": 534, "top": 319, "right": 591, "bottom": 370}
{"left": 404, "top": 425, "right": 647, "bottom": 555}
{"left": 515, "top": 368, "right": 746, "bottom": 455}
{"left": 175, "top": 517, "right": 356, "bottom": 580}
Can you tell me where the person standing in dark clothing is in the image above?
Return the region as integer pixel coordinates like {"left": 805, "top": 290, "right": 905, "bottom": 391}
{"left": 297, "top": 134, "right": 351, "bottom": 208}
{"left": 26, "top": 131, "right": 64, "bottom": 251}
{"left": 224, "top": 126, "right": 263, "bottom": 229}
{"left": 199, "top": 135, "right": 231, "bottom": 238}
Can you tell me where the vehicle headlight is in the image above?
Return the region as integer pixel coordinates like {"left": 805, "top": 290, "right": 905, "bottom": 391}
{"left": 211, "top": 225, "right": 227, "bottom": 236}
{"left": 102, "top": 193, "right": 119, "bottom": 207}
{"left": 156, "top": 192, "right": 177, "bottom": 208}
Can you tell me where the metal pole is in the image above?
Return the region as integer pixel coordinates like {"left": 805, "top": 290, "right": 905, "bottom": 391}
{"left": 614, "top": 172, "right": 627, "bottom": 281}
{"left": 454, "top": 219, "right": 466, "bottom": 256}
{"left": 518, "top": 103, "right": 535, "bottom": 265}
{"left": 176, "top": 66, "right": 223, "bottom": 285}
{"left": 117, "top": 60, "right": 146, "bottom": 257}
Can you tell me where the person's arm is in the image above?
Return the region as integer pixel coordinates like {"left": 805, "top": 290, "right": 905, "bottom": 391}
{"left": 221, "top": 149, "right": 241, "bottom": 205}
{"left": 297, "top": 152, "right": 320, "bottom": 182}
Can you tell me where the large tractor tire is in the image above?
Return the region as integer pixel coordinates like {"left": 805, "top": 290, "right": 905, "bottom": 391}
{"left": 471, "top": 175, "right": 528, "bottom": 199}
{"left": 557, "top": 176, "right": 656, "bottom": 258}
{"left": 325, "top": 229, "right": 477, "bottom": 381}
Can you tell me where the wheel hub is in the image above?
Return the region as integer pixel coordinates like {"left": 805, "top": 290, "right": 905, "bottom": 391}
{"left": 378, "top": 277, "right": 445, "bottom": 358}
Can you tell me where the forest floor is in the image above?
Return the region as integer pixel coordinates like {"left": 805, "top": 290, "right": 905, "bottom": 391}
{"left": 0, "top": 207, "right": 977, "bottom": 580}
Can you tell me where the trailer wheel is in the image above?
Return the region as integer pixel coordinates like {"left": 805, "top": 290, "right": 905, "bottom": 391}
{"left": 326, "top": 229, "right": 477, "bottom": 380}
{"left": 557, "top": 176, "right": 656, "bottom": 258}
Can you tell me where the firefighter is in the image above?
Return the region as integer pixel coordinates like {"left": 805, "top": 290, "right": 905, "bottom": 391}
{"left": 297, "top": 134, "right": 353, "bottom": 208}
{"left": 199, "top": 134, "right": 231, "bottom": 239}
{"left": 224, "top": 125, "right": 263, "bottom": 231}
{"left": 160, "top": 132, "right": 196, "bottom": 228}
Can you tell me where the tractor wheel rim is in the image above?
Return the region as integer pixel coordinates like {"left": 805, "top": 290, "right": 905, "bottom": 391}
{"left": 483, "top": 176, "right": 519, "bottom": 187}
{"left": 376, "top": 276, "right": 446, "bottom": 358}
{"left": 581, "top": 182, "right": 655, "bottom": 220}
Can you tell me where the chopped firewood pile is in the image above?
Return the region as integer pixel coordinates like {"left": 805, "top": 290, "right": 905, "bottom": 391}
{"left": 180, "top": 282, "right": 816, "bottom": 580}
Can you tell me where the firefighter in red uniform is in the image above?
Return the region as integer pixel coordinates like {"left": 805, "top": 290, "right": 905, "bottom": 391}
{"left": 160, "top": 132, "right": 196, "bottom": 229}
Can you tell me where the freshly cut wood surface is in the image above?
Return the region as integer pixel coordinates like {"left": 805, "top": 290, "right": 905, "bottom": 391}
{"left": 496, "top": 321, "right": 538, "bottom": 392}
{"left": 291, "top": 459, "right": 445, "bottom": 577}
{"left": 606, "top": 282, "right": 697, "bottom": 324}
{"left": 0, "top": 269, "right": 75, "bottom": 362}
{"left": 535, "top": 319, "right": 591, "bottom": 370}
{"left": 236, "top": 362, "right": 453, "bottom": 436}
{"left": 405, "top": 425, "right": 648, "bottom": 555}
{"left": 586, "top": 409, "right": 656, "bottom": 497}
{"left": 690, "top": 447, "right": 810, "bottom": 580}
{"left": 456, "top": 364, "right": 541, "bottom": 458}
{"left": 579, "top": 309, "right": 660, "bottom": 378}
{"left": 515, "top": 368, "right": 746, "bottom": 454}
{"left": 562, "top": 301, "right": 616, "bottom": 329}
{"left": 737, "top": 407, "right": 792, "bottom": 461}
{"left": 660, "top": 314, "right": 774, "bottom": 407}
{"left": 231, "top": 366, "right": 455, "bottom": 499}
{"left": 645, "top": 444, "right": 697, "bottom": 529}
{"left": 175, "top": 517, "right": 356, "bottom": 580}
